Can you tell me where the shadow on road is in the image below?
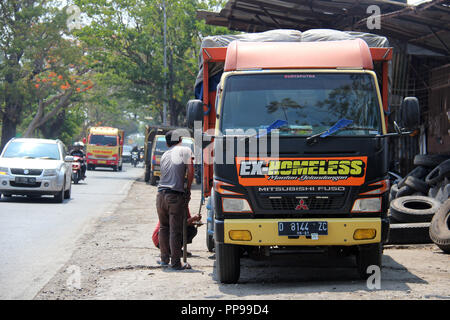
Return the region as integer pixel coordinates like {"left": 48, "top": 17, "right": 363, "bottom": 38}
{"left": 211, "top": 251, "right": 427, "bottom": 296}
{"left": 0, "top": 195, "right": 73, "bottom": 204}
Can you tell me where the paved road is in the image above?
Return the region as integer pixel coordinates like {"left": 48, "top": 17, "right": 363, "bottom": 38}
{"left": 0, "top": 163, "right": 143, "bottom": 299}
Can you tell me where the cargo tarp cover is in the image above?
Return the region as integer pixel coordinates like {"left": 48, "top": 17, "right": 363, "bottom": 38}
{"left": 194, "top": 29, "right": 390, "bottom": 99}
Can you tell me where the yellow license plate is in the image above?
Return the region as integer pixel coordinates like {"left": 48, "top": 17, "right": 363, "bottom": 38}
{"left": 98, "top": 160, "right": 106, "bottom": 164}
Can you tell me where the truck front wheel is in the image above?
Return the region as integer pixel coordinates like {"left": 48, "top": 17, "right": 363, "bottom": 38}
{"left": 356, "top": 243, "right": 382, "bottom": 280}
{"left": 215, "top": 242, "right": 240, "bottom": 283}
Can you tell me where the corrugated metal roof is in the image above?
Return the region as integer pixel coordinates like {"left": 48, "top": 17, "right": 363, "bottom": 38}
{"left": 198, "top": 0, "right": 450, "bottom": 56}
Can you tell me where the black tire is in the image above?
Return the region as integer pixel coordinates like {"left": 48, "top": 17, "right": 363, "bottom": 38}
{"left": 388, "top": 212, "right": 402, "bottom": 224}
{"left": 54, "top": 186, "right": 64, "bottom": 203}
{"left": 356, "top": 243, "right": 382, "bottom": 280}
{"left": 425, "top": 159, "right": 450, "bottom": 186}
{"left": 73, "top": 172, "right": 80, "bottom": 184}
{"left": 119, "top": 165, "right": 122, "bottom": 171}
{"left": 404, "top": 176, "right": 429, "bottom": 194}
{"left": 390, "top": 196, "right": 441, "bottom": 223}
{"left": 113, "top": 165, "right": 118, "bottom": 172}
{"left": 387, "top": 222, "right": 432, "bottom": 244}
{"left": 429, "top": 199, "right": 450, "bottom": 253}
{"left": 215, "top": 241, "right": 240, "bottom": 283}
{"left": 414, "top": 154, "right": 449, "bottom": 168}
{"left": 206, "top": 232, "right": 214, "bottom": 253}
{"left": 389, "top": 183, "right": 399, "bottom": 202}
{"left": 64, "top": 182, "right": 71, "bottom": 199}
{"left": 398, "top": 166, "right": 430, "bottom": 188}
{"left": 396, "top": 185, "right": 414, "bottom": 198}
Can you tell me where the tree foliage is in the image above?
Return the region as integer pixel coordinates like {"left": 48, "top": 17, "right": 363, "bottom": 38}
{"left": 0, "top": 0, "right": 231, "bottom": 150}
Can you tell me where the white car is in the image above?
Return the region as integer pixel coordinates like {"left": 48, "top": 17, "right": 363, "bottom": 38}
{"left": 0, "top": 138, "right": 73, "bottom": 202}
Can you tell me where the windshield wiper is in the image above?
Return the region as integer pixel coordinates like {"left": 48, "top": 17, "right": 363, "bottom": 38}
{"left": 306, "top": 118, "right": 353, "bottom": 145}
{"left": 22, "top": 156, "right": 35, "bottom": 159}
{"left": 38, "top": 156, "right": 57, "bottom": 160}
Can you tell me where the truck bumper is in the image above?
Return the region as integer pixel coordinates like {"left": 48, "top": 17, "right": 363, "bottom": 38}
{"left": 215, "top": 217, "right": 389, "bottom": 246}
{"left": 87, "top": 159, "right": 118, "bottom": 167}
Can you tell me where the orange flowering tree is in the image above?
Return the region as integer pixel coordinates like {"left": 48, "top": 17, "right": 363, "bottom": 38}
{"left": 23, "top": 41, "right": 96, "bottom": 138}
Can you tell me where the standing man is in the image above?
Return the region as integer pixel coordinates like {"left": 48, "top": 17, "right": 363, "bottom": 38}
{"left": 156, "top": 130, "right": 194, "bottom": 270}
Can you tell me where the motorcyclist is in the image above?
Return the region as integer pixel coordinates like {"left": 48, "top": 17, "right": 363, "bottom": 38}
{"left": 70, "top": 142, "right": 86, "bottom": 178}
{"left": 131, "top": 145, "right": 139, "bottom": 165}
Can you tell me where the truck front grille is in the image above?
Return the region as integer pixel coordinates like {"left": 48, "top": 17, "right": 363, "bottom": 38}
{"left": 259, "top": 196, "right": 345, "bottom": 211}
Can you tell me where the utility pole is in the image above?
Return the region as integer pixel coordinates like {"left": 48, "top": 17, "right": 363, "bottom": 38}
{"left": 163, "top": 0, "right": 167, "bottom": 125}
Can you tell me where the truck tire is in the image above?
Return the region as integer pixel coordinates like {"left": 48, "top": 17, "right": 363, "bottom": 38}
{"left": 387, "top": 223, "right": 431, "bottom": 244}
{"left": 396, "top": 185, "right": 414, "bottom": 198}
{"left": 425, "top": 159, "right": 450, "bottom": 186}
{"left": 397, "top": 166, "right": 429, "bottom": 188}
{"left": 404, "top": 176, "right": 429, "bottom": 194}
{"left": 206, "top": 195, "right": 215, "bottom": 252}
{"left": 413, "top": 154, "right": 449, "bottom": 168}
{"left": 390, "top": 196, "right": 441, "bottom": 223}
{"left": 215, "top": 242, "right": 240, "bottom": 283}
{"left": 389, "top": 183, "right": 399, "bottom": 202}
{"left": 429, "top": 199, "right": 450, "bottom": 253}
{"left": 356, "top": 243, "right": 382, "bottom": 280}
{"left": 206, "top": 231, "right": 214, "bottom": 253}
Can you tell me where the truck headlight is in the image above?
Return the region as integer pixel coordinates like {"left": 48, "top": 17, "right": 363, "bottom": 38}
{"left": 351, "top": 197, "right": 381, "bottom": 213}
{"left": 222, "top": 198, "right": 252, "bottom": 213}
{"left": 0, "top": 167, "right": 8, "bottom": 175}
{"left": 43, "top": 169, "right": 57, "bottom": 176}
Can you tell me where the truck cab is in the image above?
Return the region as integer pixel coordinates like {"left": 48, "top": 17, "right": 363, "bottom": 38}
{"left": 85, "top": 126, "right": 124, "bottom": 171}
{"left": 188, "top": 39, "right": 420, "bottom": 283}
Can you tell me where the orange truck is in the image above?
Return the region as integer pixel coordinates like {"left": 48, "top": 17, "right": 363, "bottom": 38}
{"left": 186, "top": 30, "right": 420, "bottom": 283}
{"left": 85, "top": 126, "right": 124, "bottom": 171}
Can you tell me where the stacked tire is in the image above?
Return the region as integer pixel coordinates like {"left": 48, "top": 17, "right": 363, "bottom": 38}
{"left": 388, "top": 154, "right": 450, "bottom": 247}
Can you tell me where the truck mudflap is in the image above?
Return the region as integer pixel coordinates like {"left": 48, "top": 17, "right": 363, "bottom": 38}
{"left": 215, "top": 217, "right": 389, "bottom": 246}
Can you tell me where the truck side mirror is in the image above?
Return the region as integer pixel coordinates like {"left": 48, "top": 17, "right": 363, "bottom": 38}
{"left": 399, "top": 97, "right": 420, "bottom": 130}
{"left": 82, "top": 137, "right": 86, "bottom": 144}
{"left": 186, "top": 99, "right": 203, "bottom": 129}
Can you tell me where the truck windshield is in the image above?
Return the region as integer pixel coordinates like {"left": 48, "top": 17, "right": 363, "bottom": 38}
{"left": 220, "top": 73, "right": 382, "bottom": 136}
{"left": 155, "top": 137, "right": 194, "bottom": 154}
{"left": 89, "top": 135, "right": 117, "bottom": 146}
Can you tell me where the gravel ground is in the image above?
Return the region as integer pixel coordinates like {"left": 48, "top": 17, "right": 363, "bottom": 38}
{"left": 35, "top": 177, "right": 450, "bottom": 300}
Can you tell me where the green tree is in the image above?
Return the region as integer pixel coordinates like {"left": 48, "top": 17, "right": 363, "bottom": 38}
{"left": 0, "top": 0, "right": 93, "bottom": 150}
{"left": 74, "top": 0, "right": 229, "bottom": 126}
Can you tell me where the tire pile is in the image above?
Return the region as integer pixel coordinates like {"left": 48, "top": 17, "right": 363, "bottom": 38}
{"left": 387, "top": 154, "right": 450, "bottom": 253}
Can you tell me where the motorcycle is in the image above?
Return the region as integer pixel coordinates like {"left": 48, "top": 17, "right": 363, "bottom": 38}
{"left": 131, "top": 151, "right": 139, "bottom": 167}
{"left": 71, "top": 156, "right": 86, "bottom": 184}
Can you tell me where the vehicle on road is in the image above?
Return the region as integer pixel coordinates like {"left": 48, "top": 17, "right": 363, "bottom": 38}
{"left": 131, "top": 151, "right": 139, "bottom": 167}
{"left": 71, "top": 155, "right": 86, "bottom": 184}
{"left": 0, "top": 138, "right": 73, "bottom": 202}
{"left": 143, "top": 125, "right": 193, "bottom": 185}
{"left": 147, "top": 135, "right": 195, "bottom": 185}
{"left": 187, "top": 32, "right": 420, "bottom": 283}
{"left": 122, "top": 145, "right": 132, "bottom": 163}
{"left": 85, "top": 126, "right": 124, "bottom": 171}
